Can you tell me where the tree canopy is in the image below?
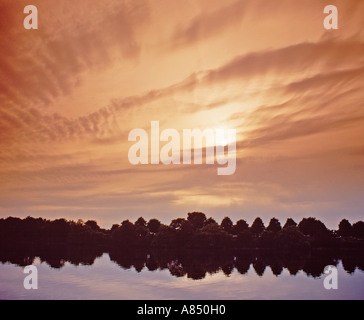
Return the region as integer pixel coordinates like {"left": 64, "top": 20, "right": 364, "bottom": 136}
{"left": 1, "top": 214, "right": 363, "bottom": 251}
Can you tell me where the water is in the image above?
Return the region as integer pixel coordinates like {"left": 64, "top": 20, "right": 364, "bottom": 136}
{"left": 0, "top": 250, "right": 363, "bottom": 300}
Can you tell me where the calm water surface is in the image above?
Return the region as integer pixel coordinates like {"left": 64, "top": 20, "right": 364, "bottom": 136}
{"left": 1, "top": 252, "right": 363, "bottom": 300}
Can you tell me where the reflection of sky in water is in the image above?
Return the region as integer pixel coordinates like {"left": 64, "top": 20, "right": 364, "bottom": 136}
{"left": 0, "top": 253, "right": 363, "bottom": 300}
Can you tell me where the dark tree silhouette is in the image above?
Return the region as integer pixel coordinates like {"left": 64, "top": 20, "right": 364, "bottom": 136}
{"left": 147, "top": 219, "right": 161, "bottom": 234}
{"left": 135, "top": 217, "right": 147, "bottom": 228}
{"left": 111, "top": 224, "right": 119, "bottom": 232}
{"left": 250, "top": 217, "right": 265, "bottom": 236}
{"left": 298, "top": 217, "right": 329, "bottom": 237}
{"left": 283, "top": 218, "right": 297, "bottom": 229}
{"left": 134, "top": 217, "right": 149, "bottom": 239}
{"left": 47, "top": 218, "right": 70, "bottom": 243}
{"left": 152, "top": 226, "right": 177, "bottom": 248}
{"left": 169, "top": 218, "right": 194, "bottom": 247}
{"left": 234, "top": 219, "right": 249, "bottom": 234}
{"left": 194, "top": 223, "right": 233, "bottom": 249}
{"left": 221, "top": 217, "right": 234, "bottom": 234}
{"left": 266, "top": 218, "right": 282, "bottom": 233}
{"left": 112, "top": 220, "right": 139, "bottom": 246}
{"left": 276, "top": 226, "right": 309, "bottom": 249}
{"left": 170, "top": 218, "right": 189, "bottom": 231}
{"left": 204, "top": 217, "right": 217, "bottom": 226}
{"left": 1, "top": 214, "right": 364, "bottom": 253}
{"left": 187, "top": 212, "right": 207, "bottom": 229}
{"left": 353, "top": 221, "right": 364, "bottom": 239}
{"left": 338, "top": 219, "right": 353, "bottom": 237}
{"left": 85, "top": 220, "right": 100, "bottom": 231}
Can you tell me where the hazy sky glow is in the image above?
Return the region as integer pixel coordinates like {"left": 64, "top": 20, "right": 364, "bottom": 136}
{"left": 0, "top": 0, "right": 364, "bottom": 228}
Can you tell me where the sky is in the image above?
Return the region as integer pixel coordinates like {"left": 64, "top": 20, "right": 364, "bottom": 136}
{"left": 0, "top": 0, "right": 364, "bottom": 229}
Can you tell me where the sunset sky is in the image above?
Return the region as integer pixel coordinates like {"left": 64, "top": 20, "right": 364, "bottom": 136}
{"left": 0, "top": 0, "right": 364, "bottom": 229}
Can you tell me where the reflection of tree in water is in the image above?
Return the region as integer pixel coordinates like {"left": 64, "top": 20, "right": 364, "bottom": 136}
{"left": 253, "top": 258, "right": 266, "bottom": 277}
{"left": 106, "top": 248, "right": 364, "bottom": 280}
{"left": 0, "top": 244, "right": 103, "bottom": 269}
{"left": 341, "top": 258, "right": 356, "bottom": 274}
{"left": 235, "top": 254, "right": 252, "bottom": 275}
{"left": 1, "top": 245, "right": 364, "bottom": 280}
{"left": 146, "top": 255, "right": 159, "bottom": 272}
{"left": 269, "top": 261, "right": 284, "bottom": 277}
{"left": 221, "top": 263, "right": 234, "bottom": 277}
{"left": 281, "top": 253, "right": 306, "bottom": 276}
{"left": 340, "top": 251, "right": 364, "bottom": 274}
{"left": 167, "top": 260, "right": 186, "bottom": 278}
{"left": 108, "top": 249, "right": 147, "bottom": 271}
{"left": 302, "top": 251, "right": 339, "bottom": 278}
{"left": 186, "top": 264, "right": 206, "bottom": 280}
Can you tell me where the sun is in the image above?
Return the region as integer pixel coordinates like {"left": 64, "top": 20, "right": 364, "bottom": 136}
{"left": 214, "top": 127, "right": 236, "bottom": 147}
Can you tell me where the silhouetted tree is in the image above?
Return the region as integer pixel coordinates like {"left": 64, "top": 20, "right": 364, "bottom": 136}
{"left": 85, "top": 220, "right": 100, "bottom": 231}
{"left": 187, "top": 212, "right": 207, "bottom": 229}
{"left": 147, "top": 219, "right": 161, "bottom": 234}
{"left": 170, "top": 218, "right": 194, "bottom": 247}
{"left": 112, "top": 220, "right": 139, "bottom": 246}
{"left": 47, "top": 218, "right": 70, "bottom": 243}
{"left": 135, "top": 217, "right": 147, "bottom": 228}
{"left": 152, "top": 225, "right": 176, "bottom": 248}
{"left": 338, "top": 219, "right": 353, "bottom": 237}
{"left": 170, "top": 218, "right": 188, "bottom": 231}
{"left": 111, "top": 224, "right": 119, "bottom": 232}
{"left": 283, "top": 218, "right": 297, "bottom": 229}
{"left": 266, "top": 218, "right": 282, "bottom": 233}
{"left": 298, "top": 217, "right": 329, "bottom": 237}
{"left": 221, "top": 217, "right": 234, "bottom": 234}
{"left": 234, "top": 219, "right": 249, "bottom": 235}
{"left": 204, "top": 217, "right": 217, "bottom": 226}
{"left": 353, "top": 221, "right": 364, "bottom": 239}
{"left": 193, "top": 223, "right": 233, "bottom": 249}
{"left": 250, "top": 218, "right": 265, "bottom": 236}
{"left": 276, "top": 226, "right": 309, "bottom": 249}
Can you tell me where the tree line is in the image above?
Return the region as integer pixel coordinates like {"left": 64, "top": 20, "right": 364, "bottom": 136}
{"left": 1, "top": 212, "right": 364, "bottom": 250}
